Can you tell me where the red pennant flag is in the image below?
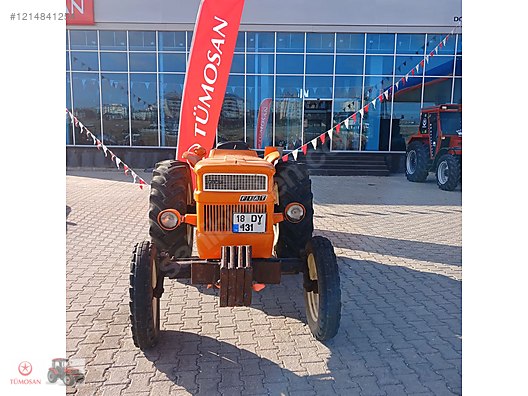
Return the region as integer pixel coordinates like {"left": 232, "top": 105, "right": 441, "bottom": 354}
{"left": 439, "top": 41, "right": 443, "bottom": 49}
{"left": 320, "top": 133, "right": 326, "bottom": 145}
{"left": 420, "top": 60, "right": 425, "bottom": 68}
{"left": 282, "top": 154, "right": 289, "bottom": 162}
{"left": 430, "top": 51, "right": 434, "bottom": 57}
{"left": 378, "top": 94, "right": 383, "bottom": 103}
{"left": 301, "top": 144, "right": 308, "bottom": 155}
{"left": 364, "top": 104, "right": 369, "bottom": 113}
{"left": 176, "top": 0, "right": 246, "bottom": 177}
{"left": 411, "top": 68, "right": 415, "bottom": 76}
{"left": 335, "top": 124, "right": 341, "bottom": 134}
{"left": 124, "top": 165, "right": 129, "bottom": 175}
{"left": 352, "top": 113, "right": 357, "bottom": 123}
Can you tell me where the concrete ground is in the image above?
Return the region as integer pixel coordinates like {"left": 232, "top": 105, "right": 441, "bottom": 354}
{"left": 66, "top": 169, "right": 461, "bottom": 396}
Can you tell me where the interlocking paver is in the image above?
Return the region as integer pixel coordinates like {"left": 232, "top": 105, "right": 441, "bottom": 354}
{"left": 67, "top": 171, "right": 461, "bottom": 395}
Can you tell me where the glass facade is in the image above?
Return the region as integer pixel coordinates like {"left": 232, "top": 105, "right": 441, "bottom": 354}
{"left": 67, "top": 30, "right": 462, "bottom": 151}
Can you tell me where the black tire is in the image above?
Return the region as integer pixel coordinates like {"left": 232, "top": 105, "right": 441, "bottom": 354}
{"left": 303, "top": 236, "right": 341, "bottom": 341}
{"left": 129, "top": 241, "right": 161, "bottom": 350}
{"left": 149, "top": 160, "right": 193, "bottom": 257}
{"left": 274, "top": 161, "right": 314, "bottom": 258}
{"left": 436, "top": 154, "right": 461, "bottom": 191}
{"left": 63, "top": 374, "right": 75, "bottom": 387}
{"left": 405, "top": 141, "right": 429, "bottom": 182}
{"left": 47, "top": 370, "right": 57, "bottom": 383}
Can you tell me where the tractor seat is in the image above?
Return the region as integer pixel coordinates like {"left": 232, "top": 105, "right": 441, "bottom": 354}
{"left": 215, "top": 141, "right": 250, "bottom": 150}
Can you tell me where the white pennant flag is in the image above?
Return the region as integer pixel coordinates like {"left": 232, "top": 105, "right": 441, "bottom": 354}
{"left": 102, "top": 145, "right": 108, "bottom": 157}
{"left": 443, "top": 38, "right": 447, "bottom": 46}
{"left": 311, "top": 138, "right": 317, "bottom": 150}
{"left": 371, "top": 99, "right": 376, "bottom": 109}
{"left": 425, "top": 55, "right": 430, "bottom": 63}
{"left": 359, "top": 109, "right": 364, "bottom": 118}
{"left": 131, "top": 171, "right": 138, "bottom": 183}
{"left": 395, "top": 81, "right": 399, "bottom": 90}
{"left": 405, "top": 74, "right": 409, "bottom": 82}
{"left": 435, "top": 46, "right": 439, "bottom": 54}
{"left": 90, "top": 134, "right": 97, "bottom": 145}
{"left": 415, "top": 65, "right": 420, "bottom": 72}
{"left": 384, "top": 90, "right": 389, "bottom": 100}
{"left": 292, "top": 149, "right": 299, "bottom": 161}
{"left": 328, "top": 130, "right": 333, "bottom": 140}
{"left": 344, "top": 118, "right": 349, "bottom": 129}
{"left": 115, "top": 158, "right": 122, "bottom": 169}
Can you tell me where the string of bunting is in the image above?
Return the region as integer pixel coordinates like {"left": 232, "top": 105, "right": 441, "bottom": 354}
{"left": 281, "top": 27, "right": 459, "bottom": 163}
{"left": 66, "top": 108, "right": 149, "bottom": 189}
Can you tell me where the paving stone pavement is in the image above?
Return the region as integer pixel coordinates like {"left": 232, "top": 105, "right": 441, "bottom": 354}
{"left": 66, "top": 170, "right": 461, "bottom": 396}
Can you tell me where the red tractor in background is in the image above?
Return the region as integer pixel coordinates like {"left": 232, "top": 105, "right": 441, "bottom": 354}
{"left": 47, "top": 358, "right": 84, "bottom": 386}
{"left": 405, "top": 104, "right": 462, "bottom": 191}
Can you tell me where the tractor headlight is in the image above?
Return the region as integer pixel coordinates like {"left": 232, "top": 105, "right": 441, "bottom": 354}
{"left": 285, "top": 203, "right": 305, "bottom": 223}
{"left": 158, "top": 209, "right": 182, "bottom": 231}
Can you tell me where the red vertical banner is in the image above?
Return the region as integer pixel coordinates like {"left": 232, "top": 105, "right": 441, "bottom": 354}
{"left": 255, "top": 98, "right": 272, "bottom": 149}
{"left": 176, "top": 0, "right": 246, "bottom": 161}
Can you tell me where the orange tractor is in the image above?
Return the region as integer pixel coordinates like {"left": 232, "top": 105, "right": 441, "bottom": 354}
{"left": 129, "top": 141, "right": 342, "bottom": 350}
{"left": 405, "top": 104, "right": 462, "bottom": 191}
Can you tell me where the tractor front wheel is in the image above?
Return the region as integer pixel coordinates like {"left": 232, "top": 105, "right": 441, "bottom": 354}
{"left": 436, "top": 154, "right": 461, "bottom": 191}
{"left": 129, "top": 241, "right": 161, "bottom": 350}
{"left": 303, "top": 236, "right": 341, "bottom": 341}
{"left": 405, "top": 141, "right": 429, "bottom": 182}
{"left": 47, "top": 370, "right": 58, "bottom": 383}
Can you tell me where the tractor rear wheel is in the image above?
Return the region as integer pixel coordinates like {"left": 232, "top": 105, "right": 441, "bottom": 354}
{"left": 405, "top": 141, "right": 429, "bottom": 182}
{"left": 274, "top": 161, "right": 314, "bottom": 258}
{"left": 436, "top": 154, "right": 461, "bottom": 191}
{"left": 303, "top": 236, "right": 341, "bottom": 341}
{"left": 149, "top": 160, "right": 193, "bottom": 257}
{"left": 129, "top": 241, "right": 161, "bottom": 350}
{"left": 63, "top": 374, "right": 75, "bottom": 387}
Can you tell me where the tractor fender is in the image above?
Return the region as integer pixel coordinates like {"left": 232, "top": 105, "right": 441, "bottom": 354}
{"left": 48, "top": 368, "right": 59, "bottom": 375}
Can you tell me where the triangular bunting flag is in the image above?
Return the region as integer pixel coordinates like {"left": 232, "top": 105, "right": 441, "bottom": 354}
{"left": 292, "top": 149, "right": 299, "bottom": 161}
{"left": 395, "top": 81, "right": 399, "bottom": 90}
{"left": 420, "top": 60, "right": 425, "bottom": 68}
{"left": 124, "top": 164, "right": 129, "bottom": 174}
{"left": 378, "top": 94, "right": 383, "bottom": 103}
{"left": 311, "top": 138, "right": 317, "bottom": 150}
{"left": 301, "top": 144, "right": 308, "bottom": 155}
{"left": 131, "top": 171, "right": 138, "bottom": 183}
{"left": 320, "top": 133, "right": 326, "bottom": 145}
{"left": 364, "top": 104, "right": 369, "bottom": 113}
{"left": 282, "top": 154, "right": 289, "bottom": 162}
{"left": 359, "top": 109, "right": 364, "bottom": 117}
{"left": 328, "top": 130, "right": 333, "bottom": 140}
{"left": 405, "top": 74, "right": 409, "bottom": 82}
{"left": 139, "top": 179, "right": 147, "bottom": 189}
{"left": 411, "top": 68, "right": 415, "bottom": 76}
{"left": 384, "top": 90, "right": 389, "bottom": 100}
{"left": 371, "top": 99, "right": 376, "bottom": 109}
{"left": 435, "top": 46, "right": 439, "bottom": 54}
{"left": 352, "top": 113, "right": 357, "bottom": 123}
{"left": 336, "top": 124, "right": 341, "bottom": 134}
{"left": 102, "top": 145, "right": 108, "bottom": 157}
{"left": 344, "top": 118, "right": 349, "bottom": 129}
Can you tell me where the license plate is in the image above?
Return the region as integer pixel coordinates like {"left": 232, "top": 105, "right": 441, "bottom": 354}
{"left": 232, "top": 213, "right": 266, "bottom": 233}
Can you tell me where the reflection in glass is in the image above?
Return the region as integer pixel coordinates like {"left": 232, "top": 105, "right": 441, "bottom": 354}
{"left": 362, "top": 77, "right": 392, "bottom": 151}
{"left": 130, "top": 74, "right": 158, "bottom": 146}
{"left": 246, "top": 75, "right": 274, "bottom": 149}
{"left": 218, "top": 75, "right": 245, "bottom": 143}
{"left": 158, "top": 31, "right": 186, "bottom": 51}
{"left": 423, "top": 78, "right": 452, "bottom": 106}
{"left": 247, "top": 54, "right": 274, "bottom": 74}
{"left": 306, "top": 55, "right": 333, "bottom": 74}
{"left": 306, "top": 33, "right": 334, "bottom": 53}
{"left": 230, "top": 54, "right": 245, "bottom": 74}
{"left": 303, "top": 100, "right": 332, "bottom": 145}
{"left": 456, "top": 34, "right": 462, "bottom": 54}
{"left": 158, "top": 53, "right": 186, "bottom": 73}
{"left": 100, "top": 52, "right": 127, "bottom": 72}
{"left": 396, "top": 34, "right": 425, "bottom": 54}
{"left": 395, "top": 56, "right": 423, "bottom": 76}
{"left": 71, "top": 52, "right": 98, "bottom": 72}
{"left": 305, "top": 76, "right": 333, "bottom": 99}
{"left": 277, "top": 32, "right": 304, "bottom": 53}
{"left": 130, "top": 53, "right": 157, "bottom": 72}
{"left": 392, "top": 76, "right": 422, "bottom": 144}
{"left": 335, "top": 55, "right": 363, "bottom": 75}
{"left": 366, "top": 34, "right": 395, "bottom": 54}
{"left": 365, "top": 55, "right": 394, "bottom": 75}
{"left": 129, "top": 31, "right": 156, "bottom": 51}
{"left": 426, "top": 34, "right": 456, "bottom": 55}
{"left": 453, "top": 78, "right": 462, "bottom": 104}
{"left": 66, "top": 51, "right": 70, "bottom": 71}
{"left": 72, "top": 73, "right": 101, "bottom": 145}
{"left": 159, "top": 74, "right": 184, "bottom": 146}
{"left": 99, "top": 31, "right": 127, "bottom": 50}
{"left": 70, "top": 30, "right": 97, "bottom": 50}
{"left": 247, "top": 32, "right": 274, "bottom": 52}
{"left": 425, "top": 56, "right": 454, "bottom": 77}
{"left": 276, "top": 54, "right": 303, "bottom": 74}
{"left": 333, "top": 75, "right": 363, "bottom": 150}
{"left": 101, "top": 74, "right": 130, "bottom": 145}
{"left": 275, "top": 76, "right": 302, "bottom": 149}
{"left": 235, "top": 32, "right": 245, "bottom": 52}
{"left": 455, "top": 57, "right": 461, "bottom": 76}
{"left": 66, "top": 73, "right": 73, "bottom": 144}
{"left": 336, "top": 33, "right": 364, "bottom": 53}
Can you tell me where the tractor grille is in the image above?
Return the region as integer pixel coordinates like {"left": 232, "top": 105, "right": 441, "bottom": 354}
{"left": 203, "top": 204, "right": 266, "bottom": 232}
{"left": 203, "top": 174, "right": 267, "bottom": 192}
